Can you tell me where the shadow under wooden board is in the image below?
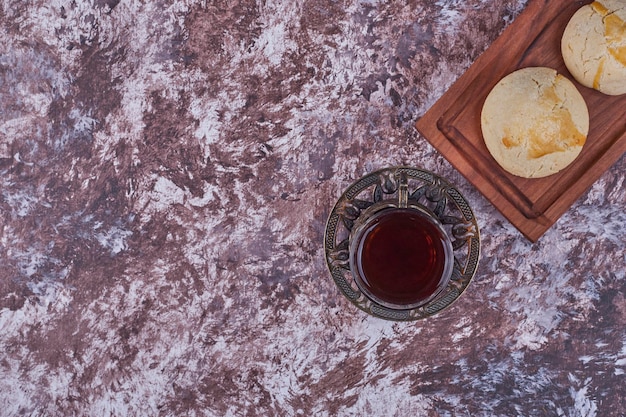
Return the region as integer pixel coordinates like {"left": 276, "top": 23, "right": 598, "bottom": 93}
{"left": 415, "top": 0, "right": 626, "bottom": 242}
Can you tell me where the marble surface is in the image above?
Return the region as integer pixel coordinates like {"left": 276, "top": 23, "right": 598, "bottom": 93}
{"left": 1, "top": 0, "right": 625, "bottom": 415}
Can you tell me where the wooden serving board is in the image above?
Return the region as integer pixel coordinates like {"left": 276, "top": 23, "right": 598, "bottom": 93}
{"left": 415, "top": 0, "right": 626, "bottom": 242}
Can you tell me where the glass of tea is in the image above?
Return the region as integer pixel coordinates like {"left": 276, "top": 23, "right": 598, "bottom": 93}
{"left": 324, "top": 166, "right": 480, "bottom": 321}
{"left": 348, "top": 173, "right": 454, "bottom": 310}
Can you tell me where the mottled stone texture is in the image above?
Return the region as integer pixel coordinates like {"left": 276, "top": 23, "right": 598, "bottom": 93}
{"left": 1, "top": 0, "right": 624, "bottom": 416}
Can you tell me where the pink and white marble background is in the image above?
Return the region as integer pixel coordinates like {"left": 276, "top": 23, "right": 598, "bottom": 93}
{"left": 1, "top": 0, "right": 625, "bottom": 415}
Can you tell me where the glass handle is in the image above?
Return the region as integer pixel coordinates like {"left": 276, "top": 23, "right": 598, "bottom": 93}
{"left": 397, "top": 170, "right": 408, "bottom": 209}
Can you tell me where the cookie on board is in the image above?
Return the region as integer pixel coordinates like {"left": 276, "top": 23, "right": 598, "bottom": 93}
{"left": 481, "top": 67, "right": 589, "bottom": 178}
{"left": 561, "top": 0, "right": 626, "bottom": 95}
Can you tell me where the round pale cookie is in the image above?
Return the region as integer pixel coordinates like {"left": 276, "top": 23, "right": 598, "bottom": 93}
{"left": 561, "top": 0, "right": 626, "bottom": 95}
{"left": 481, "top": 67, "right": 589, "bottom": 179}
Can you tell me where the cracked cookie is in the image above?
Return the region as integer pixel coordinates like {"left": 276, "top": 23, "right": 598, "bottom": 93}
{"left": 481, "top": 67, "right": 589, "bottom": 178}
{"left": 561, "top": 0, "right": 626, "bottom": 95}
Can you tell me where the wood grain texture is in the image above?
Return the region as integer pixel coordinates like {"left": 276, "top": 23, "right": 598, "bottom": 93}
{"left": 416, "top": 0, "right": 626, "bottom": 241}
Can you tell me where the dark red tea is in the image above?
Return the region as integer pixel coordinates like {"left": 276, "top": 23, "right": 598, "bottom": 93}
{"left": 352, "top": 208, "right": 451, "bottom": 307}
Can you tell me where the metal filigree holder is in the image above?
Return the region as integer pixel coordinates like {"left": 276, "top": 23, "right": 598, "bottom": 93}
{"left": 324, "top": 167, "right": 481, "bottom": 321}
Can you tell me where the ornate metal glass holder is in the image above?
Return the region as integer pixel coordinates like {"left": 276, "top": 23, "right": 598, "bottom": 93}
{"left": 324, "top": 167, "right": 481, "bottom": 321}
